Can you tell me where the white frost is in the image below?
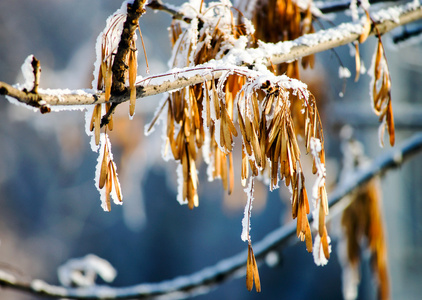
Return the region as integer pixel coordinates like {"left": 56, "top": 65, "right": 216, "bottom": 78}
{"left": 21, "top": 54, "right": 36, "bottom": 91}
{"left": 91, "top": 2, "right": 129, "bottom": 90}
{"left": 339, "top": 66, "right": 351, "bottom": 79}
{"left": 94, "top": 133, "right": 123, "bottom": 211}
{"left": 176, "top": 164, "right": 188, "bottom": 205}
{"left": 85, "top": 105, "right": 100, "bottom": 152}
{"left": 310, "top": 137, "right": 325, "bottom": 203}
{"left": 241, "top": 177, "right": 254, "bottom": 242}
{"left": 313, "top": 234, "right": 331, "bottom": 266}
{"left": 58, "top": 254, "right": 117, "bottom": 287}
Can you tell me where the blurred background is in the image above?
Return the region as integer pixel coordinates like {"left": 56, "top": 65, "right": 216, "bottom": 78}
{"left": 0, "top": 0, "right": 421, "bottom": 299}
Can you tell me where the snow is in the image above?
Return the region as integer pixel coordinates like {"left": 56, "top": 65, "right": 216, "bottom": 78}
{"left": 176, "top": 164, "right": 188, "bottom": 205}
{"left": 21, "top": 54, "right": 36, "bottom": 91}
{"left": 58, "top": 254, "right": 117, "bottom": 287}
{"left": 310, "top": 137, "right": 325, "bottom": 203}
{"left": 339, "top": 66, "right": 352, "bottom": 79}
{"left": 233, "top": 0, "right": 258, "bottom": 19}
{"left": 144, "top": 94, "right": 169, "bottom": 137}
{"left": 241, "top": 177, "right": 254, "bottom": 242}
{"left": 294, "top": 0, "right": 323, "bottom": 17}
{"left": 265, "top": 251, "right": 280, "bottom": 268}
{"left": 31, "top": 280, "right": 68, "bottom": 296}
{"left": 40, "top": 88, "right": 96, "bottom": 112}
{"left": 91, "top": 2, "right": 129, "bottom": 90}
{"left": 371, "top": 0, "right": 421, "bottom": 24}
{"left": 84, "top": 105, "right": 100, "bottom": 152}
{"left": 5, "top": 55, "right": 39, "bottom": 112}
{"left": 309, "top": 136, "right": 331, "bottom": 265}
{"left": 360, "top": 0, "right": 370, "bottom": 11}
{"left": 0, "top": 270, "right": 17, "bottom": 284}
{"left": 313, "top": 234, "right": 331, "bottom": 266}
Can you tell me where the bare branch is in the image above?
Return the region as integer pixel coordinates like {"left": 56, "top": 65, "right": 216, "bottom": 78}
{"left": 1, "top": 133, "right": 421, "bottom": 299}
{"left": 147, "top": 0, "right": 192, "bottom": 23}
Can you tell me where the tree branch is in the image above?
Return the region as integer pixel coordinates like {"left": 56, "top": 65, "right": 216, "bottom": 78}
{"left": 316, "top": 0, "right": 401, "bottom": 14}
{"left": 111, "top": 0, "right": 147, "bottom": 95}
{"left": 1, "top": 133, "right": 421, "bottom": 299}
{"left": 1, "top": 1, "right": 420, "bottom": 110}
{"left": 146, "top": 0, "right": 192, "bottom": 23}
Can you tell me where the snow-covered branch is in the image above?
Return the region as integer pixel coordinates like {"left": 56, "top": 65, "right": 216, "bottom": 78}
{"left": 1, "top": 1, "right": 421, "bottom": 109}
{"left": 316, "top": 0, "right": 400, "bottom": 14}
{"left": 1, "top": 133, "right": 421, "bottom": 300}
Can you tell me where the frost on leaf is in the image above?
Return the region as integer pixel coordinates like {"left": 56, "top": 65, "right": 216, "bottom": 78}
{"left": 148, "top": 3, "right": 326, "bottom": 253}
{"left": 310, "top": 137, "right": 331, "bottom": 265}
{"left": 144, "top": 0, "right": 328, "bottom": 279}
{"left": 86, "top": 0, "right": 144, "bottom": 152}
{"left": 92, "top": 7, "right": 127, "bottom": 99}
{"left": 86, "top": 4, "right": 127, "bottom": 152}
{"left": 95, "top": 133, "right": 123, "bottom": 212}
{"left": 154, "top": 0, "right": 252, "bottom": 208}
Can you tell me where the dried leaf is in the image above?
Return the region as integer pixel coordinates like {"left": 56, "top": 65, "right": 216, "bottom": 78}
{"left": 355, "top": 43, "right": 361, "bottom": 82}
{"left": 359, "top": 10, "right": 371, "bottom": 44}
{"left": 99, "top": 144, "right": 109, "bottom": 189}
{"left": 305, "top": 221, "right": 313, "bottom": 253}
{"left": 90, "top": 104, "right": 99, "bottom": 132}
{"left": 94, "top": 104, "right": 102, "bottom": 146}
{"left": 246, "top": 244, "right": 261, "bottom": 292}
{"left": 110, "top": 160, "right": 122, "bottom": 202}
{"left": 246, "top": 244, "right": 253, "bottom": 291}
{"left": 204, "top": 82, "right": 211, "bottom": 128}
{"left": 105, "top": 171, "right": 111, "bottom": 212}
{"left": 319, "top": 199, "right": 326, "bottom": 237}
{"left": 241, "top": 146, "right": 248, "bottom": 186}
{"left": 212, "top": 80, "right": 220, "bottom": 120}
{"left": 129, "top": 46, "right": 137, "bottom": 117}
{"left": 221, "top": 152, "right": 228, "bottom": 191}
{"left": 104, "top": 61, "right": 112, "bottom": 102}
{"left": 106, "top": 103, "right": 114, "bottom": 131}
{"left": 321, "top": 228, "right": 330, "bottom": 260}
{"left": 387, "top": 100, "right": 395, "bottom": 146}
{"left": 251, "top": 247, "right": 261, "bottom": 292}
{"left": 228, "top": 153, "right": 234, "bottom": 195}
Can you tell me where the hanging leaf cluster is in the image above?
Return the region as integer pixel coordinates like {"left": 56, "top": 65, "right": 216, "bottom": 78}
{"left": 341, "top": 178, "right": 389, "bottom": 299}
{"left": 371, "top": 38, "right": 395, "bottom": 147}
{"left": 144, "top": 1, "right": 331, "bottom": 290}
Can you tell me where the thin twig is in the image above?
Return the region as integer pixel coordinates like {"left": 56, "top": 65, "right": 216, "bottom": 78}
{"left": 392, "top": 24, "right": 422, "bottom": 44}
{"left": 147, "top": 0, "right": 192, "bottom": 23}
{"left": 0, "top": 133, "right": 421, "bottom": 300}
{"left": 316, "top": 0, "right": 400, "bottom": 14}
